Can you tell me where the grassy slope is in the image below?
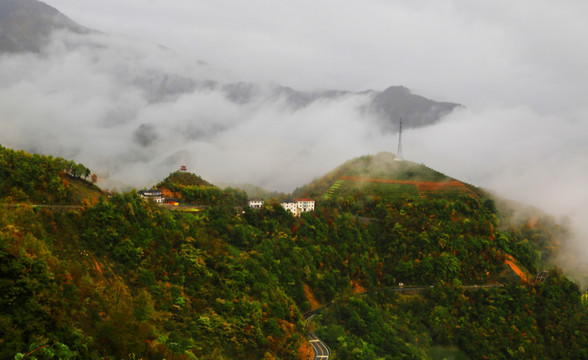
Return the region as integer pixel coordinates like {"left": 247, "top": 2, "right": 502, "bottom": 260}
{"left": 66, "top": 176, "right": 104, "bottom": 204}
{"left": 294, "top": 152, "right": 482, "bottom": 200}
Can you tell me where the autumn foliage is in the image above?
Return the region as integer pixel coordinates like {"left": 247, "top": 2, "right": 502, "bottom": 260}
{"left": 1, "top": 146, "right": 587, "bottom": 359}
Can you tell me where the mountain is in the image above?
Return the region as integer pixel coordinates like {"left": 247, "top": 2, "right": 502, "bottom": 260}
{"left": 0, "top": 144, "right": 103, "bottom": 204}
{"left": 1, "top": 144, "right": 587, "bottom": 359}
{"left": 364, "top": 85, "right": 461, "bottom": 131}
{"left": 212, "top": 82, "right": 461, "bottom": 130}
{"left": 293, "top": 152, "right": 480, "bottom": 200}
{"left": 0, "top": 0, "right": 461, "bottom": 132}
{"left": 0, "top": 0, "right": 87, "bottom": 53}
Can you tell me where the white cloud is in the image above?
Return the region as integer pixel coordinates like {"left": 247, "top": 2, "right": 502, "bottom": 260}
{"left": 3, "top": 0, "right": 588, "bottom": 260}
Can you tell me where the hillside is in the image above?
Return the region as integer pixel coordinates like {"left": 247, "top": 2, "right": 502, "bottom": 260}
{"left": 0, "top": 0, "right": 87, "bottom": 53}
{"left": 154, "top": 170, "right": 247, "bottom": 207}
{"left": 217, "top": 182, "right": 288, "bottom": 200}
{"left": 1, "top": 145, "right": 587, "bottom": 359}
{"left": 294, "top": 152, "right": 481, "bottom": 202}
{"left": 158, "top": 171, "right": 213, "bottom": 188}
{"left": 0, "top": 144, "right": 103, "bottom": 204}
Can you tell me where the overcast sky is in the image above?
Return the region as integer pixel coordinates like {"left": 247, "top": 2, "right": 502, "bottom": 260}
{"left": 42, "top": 0, "right": 588, "bottom": 110}
{"left": 3, "top": 0, "right": 588, "bottom": 259}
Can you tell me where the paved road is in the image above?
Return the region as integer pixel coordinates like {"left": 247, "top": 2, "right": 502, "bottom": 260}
{"left": 308, "top": 332, "right": 330, "bottom": 359}
{"left": 303, "top": 283, "right": 504, "bottom": 359}
{"left": 305, "top": 314, "right": 331, "bottom": 360}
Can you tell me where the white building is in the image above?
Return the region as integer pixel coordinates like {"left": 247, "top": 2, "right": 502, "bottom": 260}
{"left": 138, "top": 189, "right": 164, "bottom": 203}
{"left": 281, "top": 198, "right": 315, "bottom": 217}
{"left": 296, "top": 198, "right": 315, "bottom": 213}
{"left": 248, "top": 199, "right": 264, "bottom": 209}
{"left": 281, "top": 200, "right": 299, "bottom": 216}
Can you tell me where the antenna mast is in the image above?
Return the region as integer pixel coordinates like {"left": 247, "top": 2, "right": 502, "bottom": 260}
{"left": 396, "top": 117, "right": 404, "bottom": 160}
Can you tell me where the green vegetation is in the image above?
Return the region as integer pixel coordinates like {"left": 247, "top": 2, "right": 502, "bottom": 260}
{"left": 324, "top": 179, "right": 420, "bottom": 201}
{"left": 294, "top": 152, "right": 480, "bottom": 201}
{"left": 217, "top": 182, "right": 287, "bottom": 200}
{"left": 157, "top": 171, "right": 248, "bottom": 207}
{"left": 1, "top": 145, "right": 587, "bottom": 359}
{"left": 158, "top": 171, "right": 213, "bottom": 187}
{"left": 0, "top": 145, "right": 102, "bottom": 204}
{"left": 0, "top": 194, "right": 306, "bottom": 359}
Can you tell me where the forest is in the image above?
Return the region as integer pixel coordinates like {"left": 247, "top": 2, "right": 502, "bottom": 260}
{"left": 1, "top": 145, "right": 587, "bottom": 359}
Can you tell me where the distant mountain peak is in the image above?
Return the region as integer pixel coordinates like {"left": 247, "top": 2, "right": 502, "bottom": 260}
{"left": 365, "top": 86, "right": 462, "bottom": 131}
{"left": 0, "top": 0, "right": 87, "bottom": 53}
{"left": 215, "top": 81, "right": 461, "bottom": 131}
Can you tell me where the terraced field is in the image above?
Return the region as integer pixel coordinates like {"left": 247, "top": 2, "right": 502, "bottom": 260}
{"left": 323, "top": 176, "right": 478, "bottom": 200}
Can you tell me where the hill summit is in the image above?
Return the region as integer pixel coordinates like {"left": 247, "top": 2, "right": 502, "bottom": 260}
{"left": 294, "top": 152, "right": 480, "bottom": 201}
{"left": 153, "top": 170, "right": 247, "bottom": 207}
{"left": 157, "top": 170, "right": 213, "bottom": 188}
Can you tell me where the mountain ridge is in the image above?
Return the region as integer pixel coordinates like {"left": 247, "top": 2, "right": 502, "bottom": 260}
{"left": 0, "top": 0, "right": 462, "bottom": 132}
{"left": 0, "top": 0, "right": 88, "bottom": 53}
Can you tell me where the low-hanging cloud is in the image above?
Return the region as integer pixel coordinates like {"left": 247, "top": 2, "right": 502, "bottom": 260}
{"left": 0, "top": 30, "right": 389, "bottom": 191}
{"left": 408, "top": 105, "right": 588, "bottom": 263}
{"left": 2, "top": 1, "right": 588, "bottom": 273}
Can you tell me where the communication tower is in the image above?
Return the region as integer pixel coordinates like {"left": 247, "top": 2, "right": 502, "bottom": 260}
{"left": 395, "top": 117, "right": 404, "bottom": 161}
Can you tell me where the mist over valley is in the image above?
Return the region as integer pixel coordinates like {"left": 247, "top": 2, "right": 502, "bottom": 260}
{"left": 2, "top": 0, "right": 588, "bottom": 270}
{"left": 2, "top": 2, "right": 588, "bottom": 358}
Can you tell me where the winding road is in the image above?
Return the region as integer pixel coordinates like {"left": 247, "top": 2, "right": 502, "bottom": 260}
{"left": 305, "top": 314, "right": 331, "bottom": 360}
{"left": 303, "top": 283, "right": 504, "bottom": 359}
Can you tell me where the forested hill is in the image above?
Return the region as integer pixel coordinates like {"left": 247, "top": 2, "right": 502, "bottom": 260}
{"left": 0, "top": 144, "right": 102, "bottom": 204}
{"left": 155, "top": 170, "right": 248, "bottom": 206}
{"left": 293, "top": 152, "right": 481, "bottom": 201}
{"left": 1, "top": 145, "right": 588, "bottom": 359}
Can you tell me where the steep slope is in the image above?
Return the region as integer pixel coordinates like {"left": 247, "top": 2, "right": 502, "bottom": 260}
{"left": 0, "top": 0, "right": 87, "bottom": 53}
{"left": 0, "top": 144, "right": 103, "bottom": 204}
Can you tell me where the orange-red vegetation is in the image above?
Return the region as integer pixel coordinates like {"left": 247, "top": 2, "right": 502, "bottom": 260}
{"left": 339, "top": 176, "right": 477, "bottom": 197}
{"left": 351, "top": 279, "right": 366, "bottom": 294}
{"left": 504, "top": 254, "right": 529, "bottom": 282}
{"left": 91, "top": 256, "right": 104, "bottom": 277}
{"left": 297, "top": 341, "right": 314, "bottom": 360}
{"left": 304, "top": 283, "right": 321, "bottom": 310}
